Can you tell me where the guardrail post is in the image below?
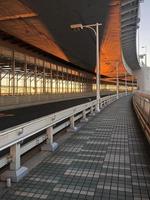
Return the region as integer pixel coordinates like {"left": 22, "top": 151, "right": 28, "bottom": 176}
{"left": 10, "top": 143, "right": 21, "bottom": 171}
{"left": 80, "top": 110, "right": 88, "bottom": 122}
{"left": 67, "top": 115, "right": 78, "bottom": 132}
{"left": 70, "top": 115, "right": 75, "bottom": 129}
{"left": 100, "top": 99, "right": 102, "bottom": 109}
{"left": 89, "top": 106, "right": 95, "bottom": 116}
{"left": 104, "top": 99, "right": 107, "bottom": 107}
{"left": 41, "top": 126, "right": 58, "bottom": 151}
{"left": 0, "top": 143, "right": 28, "bottom": 182}
{"left": 102, "top": 100, "right": 106, "bottom": 108}
{"left": 47, "top": 127, "right": 54, "bottom": 144}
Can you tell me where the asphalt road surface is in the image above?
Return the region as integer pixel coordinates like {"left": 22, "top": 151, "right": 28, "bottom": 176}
{"left": 0, "top": 93, "right": 112, "bottom": 131}
{"left": 0, "top": 96, "right": 98, "bottom": 131}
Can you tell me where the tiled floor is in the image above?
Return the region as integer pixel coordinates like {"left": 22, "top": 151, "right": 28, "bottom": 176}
{"left": 1, "top": 96, "right": 150, "bottom": 200}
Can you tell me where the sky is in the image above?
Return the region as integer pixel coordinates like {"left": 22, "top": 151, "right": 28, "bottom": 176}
{"left": 139, "top": 0, "right": 150, "bottom": 67}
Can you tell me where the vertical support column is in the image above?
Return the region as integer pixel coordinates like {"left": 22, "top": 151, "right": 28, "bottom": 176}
{"left": 90, "top": 105, "right": 95, "bottom": 116}
{"left": 78, "top": 72, "right": 81, "bottom": 93}
{"left": 16, "top": 73, "right": 19, "bottom": 95}
{"left": 34, "top": 65, "right": 37, "bottom": 94}
{"left": 10, "top": 143, "right": 21, "bottom": 171}
{"left": 24, "top": 56, "right": 27, "bottom": 95}
{"left": 50, "top": 65, "right": 53, "bottom": 93}
{"left": 30, "top": 74, "right": 32, "bottom": 95}
{"left": 82, "top": 74, "right": 84, "bottom": 93}
{"left": 85, "top": 75, "right": 87, "bottom": 93}
{"left": 132, "top": 75, "right": 134, "bottom": 93}
{"left": 96, "top": 23, "right": 100, "bottom": 112}
{"left": 66, "top": 68, "right": 69, "bottom": 93}
{"left": 46, "top": 127, "right": 54, "bottom": 145}
{"left": 82, "top": 110, "right": 86, "bottom": 120}
{"left": 56, "top": 65, "right": 58, "bottom": 94}
{"left": 125, "top": 72, "right": 127, "bottom": 96}
{"left": 71, "top": 69, "right": 73, "bottom": 93}
{"left": 9, "top": 71, "right": 11, "bottom": 95}
{"left": 12, "top": 50, "right": 15, "bottom": 95}
{"left": 81, "top": 110, "right": 88, "bottom": 122}
{"left": 62, "top": 66, "right": 64, "bottom": 93}
{"left": 75, "top": 71, "right": 77, "bottom": 93}
{"left": 70, "top": 116, "right": 75, "bottom": 129}
{"left": 116, "top": 61, "right": 119, "bottom": 99}
{"left": 43, "top": 61, "right": 46, "bottom": 94}
{"left": 1, "top": 143, "right": 28, "bottom": 182}
{"left": 0, "top": 67, "right": 2, "bottom": 96}
{"left": 41, "top": 126, "right": 58, "bottom": 151}
{"left": 136, "top": 79, "right": 138, "bottom": 90}
{"left": 48, "top": 65, "right": 50, "bottom": 93}
{"left": 68, "top": 115, "right": 78, "bottom": 132}
{"left": 89, "top": 74, "right": 92, "bottom": 92}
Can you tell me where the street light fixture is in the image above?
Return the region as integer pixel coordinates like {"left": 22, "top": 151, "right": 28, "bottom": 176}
{"left": 70, "top": 23, "right": 102, "bottom": 112}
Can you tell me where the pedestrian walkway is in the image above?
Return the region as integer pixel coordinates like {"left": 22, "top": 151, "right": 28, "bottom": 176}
{"left": 1, "top": 96, "right": 150, "bottom": 200}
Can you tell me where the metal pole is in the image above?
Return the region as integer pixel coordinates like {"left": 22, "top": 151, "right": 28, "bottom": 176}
{"left": 12, "top": 50, "right": 15, "bottom": 95}
{"left": 96, "top": 23, "right": 100, "bottom": 112}
{"left": 138, "top": 27, "right": 140, "bottom": 61}
{"left": 9, "top": 71, "right": 11, "bottom": 95}
{"left": 56, "top": 65, "right": 58, "bottom": 94}
{"left": 71, "top": 69, "right": 73, "bottom": 93}
{"left": 145, "top": 54, "right": 147, "bottom": 67}
{"left": 125, "top": 72, "right": 127, "bottom": 95}
{"left": 24, "top": 56, "right": 27, "bottom": 94}
{"left": 132, "top": 75, "right": 134, "bottom": 93}
{"left": 50, "top": 65, "right": 53, "bottom": 93}
{"left": 116, "top": 61, "right": 119, "bottom": 99}
{"left": 30, "top": 73, "right": 32, "bottom": 95}
{"left": 34, "top": 65, "right": 37, "bottom": 94}
{"left": 62, "top": 67, "right": 64, "bottom": 93}
{"left": 43, "top": 61, "right": 46, "bottom": 93}
{"left": 16, "top": 73, "right": 19, "bottom": 94}
{"left": 0, "top": 67, "right": 1, "bottom": 96}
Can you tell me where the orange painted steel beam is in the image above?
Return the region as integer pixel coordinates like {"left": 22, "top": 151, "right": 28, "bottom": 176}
{"left": 100, "top": 0, "right": 126, "bottom": 78}
{"left": 0, "top": 13, "right": 38, "bottom": 21}
{"left": 0, "top": 0, "right": 69, "bottom": 62}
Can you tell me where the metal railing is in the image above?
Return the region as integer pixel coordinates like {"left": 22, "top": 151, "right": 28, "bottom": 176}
{"left": 133, "top": 92, "right": 150, "bottom": 143}
{"left": 0, "top": 93, "right": 125, "bottom": 181}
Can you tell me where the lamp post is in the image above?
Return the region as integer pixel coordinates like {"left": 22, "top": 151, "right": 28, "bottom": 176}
{"left": 132, "top": 75, "right": 134, "bottom": 93}
{"left": 141, "top": 46, "right": 147, "bottom": 67}
{"left": 125, "top": 72, "right": 127, "bottom": 95}
{"left": 70, "top": 23, "right": 102, "bottom": 112}
{"left": 115, "top": 61, "right": 119, "bottom": 99}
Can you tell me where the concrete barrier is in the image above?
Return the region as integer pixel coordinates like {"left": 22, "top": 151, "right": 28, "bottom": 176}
{"left": 0, "top": 92, "right": 96, "bottom": 111}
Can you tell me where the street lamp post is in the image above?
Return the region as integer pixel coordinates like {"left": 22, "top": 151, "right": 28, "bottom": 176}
{"left": 125, "top": 72, "right": 127, "bottom": 95}
{"left": 70, "top": 23, "right": 102, "bottom": 112}
{"left": 132, "top": 75, "right": 134, "bottom": 93}
{"left": 115, "top": 61, "right": 119, "bottom": 99}
{"left": 141, "top": 46, "right": 147, "bottom": 67}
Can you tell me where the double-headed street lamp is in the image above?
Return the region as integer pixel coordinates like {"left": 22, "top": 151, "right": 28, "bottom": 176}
{"left": 70, "top": 23, "right": 102, "bottom": 112}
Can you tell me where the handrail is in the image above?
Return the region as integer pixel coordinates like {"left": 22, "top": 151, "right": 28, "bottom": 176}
{"left": 133, "top": 92, "right": 150, "bottom": 143}
{"left": 0, "top": 93, "right": 125, "bottom": 176}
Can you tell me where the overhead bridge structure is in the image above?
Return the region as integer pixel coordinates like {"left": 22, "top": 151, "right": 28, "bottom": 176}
{"left": 0, "top": 0, "right": 150, "bottom": 200}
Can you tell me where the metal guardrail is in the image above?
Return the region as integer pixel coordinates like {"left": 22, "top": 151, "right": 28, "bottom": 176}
{"left": 0, "top": 93, "right": 125, "bottom": 182}
{"left": 133, "top": 92, "right": 150, "bottom": 143}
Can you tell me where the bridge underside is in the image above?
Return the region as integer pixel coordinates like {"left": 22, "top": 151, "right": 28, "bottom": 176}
{"left": 0, "top": 0, "right": 139, "bottom": 82}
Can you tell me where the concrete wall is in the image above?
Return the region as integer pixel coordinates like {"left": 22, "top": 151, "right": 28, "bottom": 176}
{"left": 0, "top": 92, "right": 96, "bottom": 111}
{"left": 134, "top": 67, "right": 150, "bottom": 92}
